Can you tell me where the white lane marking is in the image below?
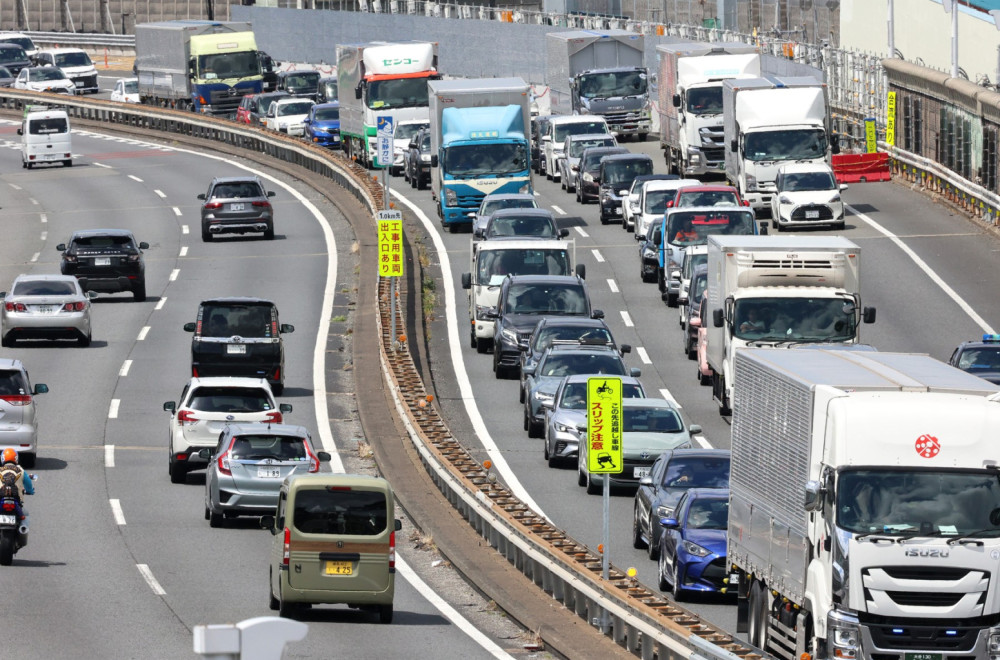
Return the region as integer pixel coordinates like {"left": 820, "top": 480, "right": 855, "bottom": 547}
{"left": 181, "top": 225, "right": 189, "bottom": 235}
{"left": 533, "top": 190, "right": 540, "bottom": 196}
{"left": 849, "top": 204, "right": 996, "bottom": 334}
{"left": 105, "top": 445, "right": 115, "bottom": 468}
{"left": 172, "top": 207, "right": 182, "bottom": 216}
{"left": 40, "top": 231, "right": 47, "bottom": 241}
{"left": 694, "top": 435, "right": 712, "bottom": 448}
{"left": 128, "top": 175, "right": 143, "bottom": 182}
{"left": 39, "top": 213, "right": 47, "bottom": 223}
{"left": 29, "top": 198, "right": 38, "bottom": 205}
{"left": 119, "top": 360, "right": 132, "bottom": 377}
{"left": 137, "top": 326, "right": 150, "bottom": 341}
{"left": 110, "top": 499, "right": 126, "bottom": 525}
{"left": 620, "top": 310, "right": 634, "bottom": 327}
{"left": 396, "top": 556, "right": 515, "bottom": 660}
{"left": 179, "top": 246, "right": 188, "bottom": 257}
{"left": 636, "top": 346, "right": 652, "bottom": 365}
{"left": 154, "top": 189, "right": 166, "bottom": 198}
{"left": 92, "top": 162, "right": 112, "bottom": 169}
{"left": 136, "top": 564, "right": 166, "bottom": 596}
{"left": 154, "top": 298, "right": 166, "bottom": 311}
{"left": 29, "top": 252, "right": 39, "bottom": 263}
{"left": 108, "top": 399, "right": 120, "bottom": 419}
{"left": 574, "top": 226, "right": 589, "bottom": 238}
{"left": 659, "top": 388, "right": 679, "bottom": 406}
{"left": 591, "top": 249, "right": 605, "bottom": 262}
{"left": 169, "top": 269, "right": 179, "bottom": 281}
{"left": 607, "top": 278, "right": 619, "bottom": 293}
{"left": 391, "top": 189, "right": 546, "bottom": 516}
{"left": 8, "top": 183, "right": 20, "bottom": 190}
{"left": 551, "top": 205, "right": 566, "bottom": 215}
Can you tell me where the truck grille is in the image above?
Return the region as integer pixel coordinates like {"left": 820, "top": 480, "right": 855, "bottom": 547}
{"left": 864, "top": 617, "right": 981, "bottom": 652}
{"left": 209, "top": 89, "right": 243, "bottom": 113}
{"left": 603, "top": 111, "right": 641, "bottom": 124}
{"left": 457, "top": 192, "right": 485, "bottom": 209}
{"left": 698, "top": 126, "right": 725, "bottom": 149}
{"left": 881, "top": 566, "right": 971, "bottom": 581}
{"left": 790, "top": 205, "right": 834, "bottom": 221}
{"left": 702, "top": 147, "right": 724, "bottom": 163}
{"left": 862, "top": 566, "right": 989, "bottom": 616}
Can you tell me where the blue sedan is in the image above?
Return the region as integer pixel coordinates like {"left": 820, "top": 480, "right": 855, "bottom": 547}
{"left": 657, "top": 488, "right": 730, "bottom": 600}
{"left": 303, "top": 102, "right": 340, "bottom": 149}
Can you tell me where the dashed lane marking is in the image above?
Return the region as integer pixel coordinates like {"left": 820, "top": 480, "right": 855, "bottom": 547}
{"left": 574, "top": 227, "right": 589, "bottom": 238}
{"left": 607, "top": 279, "right": 618, "bottom": 293}
{"left": 108, "top": 399, "right": 120, "bottom": 419}
{"left": 119, "top": 360, "right": 132, "bottom": 377}
{"left": 136, "top": 564, "right": 166, "bottom": 596}
{"left": 591, "top": 249, "right": 604, "bottom": 262}
{"left": 636, "top": 346, "right": 652, "bottom": 364}
{"left": 620, "top": 310, "right": 634, "bottom": 327}
{"left": 128, "top": 175, "right": 143, "bottom": 182}
{"left": 110, "top": 499, "right": 126, "bottom": 525}
{"left": 137, "top": 326, "right": 150, "bottom": 341}
{"left": 154, "top": 298, "right": 166, "bottom": 311}
{"left": 105, "top": 445, "right": 115, "bottom": 468}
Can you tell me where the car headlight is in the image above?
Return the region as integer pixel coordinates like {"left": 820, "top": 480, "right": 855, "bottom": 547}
{"left": 420, "top": 154, "right": 431, "bottom": 163}
{"left": 444, "top": 188, "right": 458, "bottom": 207}
{"left": 681, "top": 540, "right": 711, "bottom": 557}
{"left": 830, "top": 193, "right": 842, "bottom": 203}
{"left": 655, "top": 504, "right": 673, "bottom": 518}
{"left": 519, "top": 183, "right": 531, "bottom": 194}
{"left": 642, "top": 246, "right": 657, "bottom": 259}
{"left": 555, "top": 422, "right": 579, "bottom": 434}
{"left": 669, "top": 270, "right": 681, "bottom": 280}
{"left": 745, "top": 174, "right": 758, "bottom": 192}
{"left": 474, "top": 305, "right": 491, "bottom": 320}
{"left": 534, "top": 391, "right": 554, "bottom": 405}
{"left": 778, "top": 194, "right": 793, "bottom": 204}
{"left": 583, "top": 172, "right": 594, "bottom": 182}
{"left": 500, "top": 326, "right": 518, "bottom": 344}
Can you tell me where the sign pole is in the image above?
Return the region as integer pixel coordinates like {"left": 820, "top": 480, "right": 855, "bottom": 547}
{"left": 601, "top": 470, "right": 610, "bottom": 633}
{"left": 376, "top": 210, "right": 404, "bottom": 353}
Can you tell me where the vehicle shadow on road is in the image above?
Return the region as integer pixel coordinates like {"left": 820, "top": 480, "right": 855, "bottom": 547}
{"left": 33, "top": 456, "right": 68, "bottom": 471}
{"left": 294, "top": 607, "right": 448, "bottom": 626}
{"left": 12, "top": 559, "right": 68, "bottom": 568}
{"left": 559, "top": 215, "right": 589, "bottom": 228}
{"left": 274, "top": 386, "right": 311, "bottom": 398}
{"left": 93, "top": 296, "right": 160, "bottom": 304}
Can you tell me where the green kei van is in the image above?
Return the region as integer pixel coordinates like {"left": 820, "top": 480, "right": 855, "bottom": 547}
{"left": 261, "top": 473, "right": 401, "bottom": 622}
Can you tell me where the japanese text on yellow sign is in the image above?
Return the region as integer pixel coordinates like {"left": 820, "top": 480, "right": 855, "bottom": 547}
{"left": 587, "top": 377, "right": 622, "bottom": 474}
{"left": 864, "top": 118, "right": 877, "bottom": 154}
{"left": 377, "top": 218, "right": 404, "bottom": 277}
{"left": 885, "top": 92, "right": 896, "bottom": 147}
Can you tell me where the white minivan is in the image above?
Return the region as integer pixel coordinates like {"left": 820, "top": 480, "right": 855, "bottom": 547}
{"left": 19, "top": 106, "right": 72, "bottom": 169}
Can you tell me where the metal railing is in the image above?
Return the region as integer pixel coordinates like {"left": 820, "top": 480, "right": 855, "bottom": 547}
{"left": 27, "top": 30, "right": 134, "bottom": 48}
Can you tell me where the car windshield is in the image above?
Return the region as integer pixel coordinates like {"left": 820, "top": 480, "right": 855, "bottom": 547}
{"left": 685, "top": 498, "right": 729, "bottom": 529}
{"left": 554, "top": 121, "right": 607, "bottom": 142}
{"left": 837, "top": 469, "right": 1000, "bottom": 536}
{"left": 745, "top": 128, "right": 827, "bottom": 162}
{"left": 686, "top": 86, "right": 723, "bottom": 115}
{"left": 368, "top": 76, "right": 430, "bottom": 110}
{"left": 197, "top": 51, "right": 261, "bottom": 80}
{"left": 560, "top": 382, "right": 643, "bottom": 409}
{"left": 478, "top": 250, "right": 571, "bottom": 285}
{"left": 956, "top": 347, "right": 1000, "bottom": 371}
{"left": 732, "top": 297, "right": 856, "bottom": 342}
{"left": 539, "top": 353, "right": 625, "bottom": 377}
{"left": 54, "top": 51, "right": 92, "bottom": 67}
{"left": 12, "top": 280, "right": 75, "bottom": 296}
{"left": 666, "top": 210, "right": 756, "bottom": 247}
{"left": 603, "top": 159, "right": 653, "bottom": 186}
{"left": 395, "top": 123, "right": 425, "bottom": 141}
{"left": 313, "top": 106, "right": 339, "bottom": 121}
{"left": 660, "top": 457, "right": 731, "bottom": 489}
{"left": 292, "top": 489, "right": 387, "bottom": 535}
{"left": 578, "top": 70, "right": 648, "bottom": 99}
{"left": 200, "top": 304, "right": 275, "bottom": 339}
{"left": 570, "top": 137, "right": 615, "bottom": 157}
{"left": 623, "top": 407, "right": 682, "bottom": 433}
{"left": 0, "top": 46, "right": 26, "bottom": 62}
{"left": 0, "top": 66, "right": 10, "bottom": 77}
{"left": 0, "top": 38, "right": 32, "bottom": 52}
{"left": 507, "top": 283, "right": 586, "bottom": 315}
{"left": 31, "top": 68, "right": 65, "bottom": 82}
{"left": 229, "top": 434, "right": 307, "bottom": 461}
{"left": 211, "top": 181, "right": 264, "bottom": 199}
{"left": 72, "top": 235, "right": 134, "bottom": 249}
{"left": 486, "top": 215, "right": 556, "bottom": 239}
{"left": 278, "top": 101, "right": 312, "bottom": 116}
{"left": 676, "top": 190, "right": 740, "bottom": 207}
{"left": 534, "top": 326, "right": 613, "bottom": 352}
{"left": 644, "top": 189, "right": 675, "bottom": 214}
{"left": 444, "top": 143, "right": 528, "bottom": 177}
{"left": 187, "top": 386, "right": 273, "bottom": 412}
{"left": 480, "top": 198, "right": 536, "bottom": 216}
{"left": 123, "top": 80, "right": 138, "bottom": 93}
{"left": 285, "top": 72, "right": 318, "bottom": 87}
{"left": 780, "top": 171, "right": 837, "bottom": 192}
{"left": 28, "top": 117, "right": 67, "bottom": 134}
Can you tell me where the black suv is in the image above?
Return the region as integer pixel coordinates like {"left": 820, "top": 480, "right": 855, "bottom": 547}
{"left": 183, "top": 298, "right": 294, "bottom": 394}
{"left": 0, "top": 43, "right": 29, "bottom": 76}
{"left": 599, "top": 153, "right": 654, "bottom": 224}
{"left": 404, "top": 127, "right": 431, "bottom": 190}
{"left": 276, "top": 70, "right": 320, "bottom": 100}
{"left": 57, "top": 229, "right": 150, "bottom": 301}
{"left": 488, "top": 275, "right": 603, "bottom": 379}
{"left": 575, "top": 145, "right": 628, "bottom": 204}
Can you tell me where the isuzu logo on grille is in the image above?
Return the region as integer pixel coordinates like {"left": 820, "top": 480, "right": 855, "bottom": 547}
{"left": 904, "top": 548, "right": 950, "bottom": 557}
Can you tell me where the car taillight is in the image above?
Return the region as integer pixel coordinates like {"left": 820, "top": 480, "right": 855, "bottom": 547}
{"left": 251, "top": 201, "right": 271, "bottom": 208}
{"left": 0, "top": 395, "right": 31, "bottom": 406}
{"left": 217, "top": 436, "right": 235, "bottom": 476}
{"left": 271, "top": 321, "right": 278, "bottom": 336}
{"left": 127, "top": 254, "right": 140, "bottom": 262}
{"left": 282, "top": 527, "right": 290, "bottom": 566}
{"left": 4, "top": 303, "right": 26, "bottom": 312}
{"left": 389, "top": 530, "right": 396, "bottom": 570}
{"left": 265, "top": 410, "right": 283, "bottom": 424}
{"left": 64, "top": 255, "right": 78, "bottom": 263}
{"left": 1, "top": 500, "right": 15, "bottom": 512}
{"left": 177, "top": 410, "right": 199, "bottom": 424}
{"left": 62, "top": 302, "right": 86, "bottom": 312}
{"left": 204, "top": 202, "right": 223, "bottom": 210}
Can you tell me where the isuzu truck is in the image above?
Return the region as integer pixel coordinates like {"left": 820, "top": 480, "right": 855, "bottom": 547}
{"left": 729, "top": 348, "right": 1000, "bottom": 660}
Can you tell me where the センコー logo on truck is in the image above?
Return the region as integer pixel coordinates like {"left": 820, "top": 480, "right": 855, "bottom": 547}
{"left": 381, "top": 58, "right": 415, "bottom": 66}
{"left": 904, "top": 548, "right": 950, "bottom": 558}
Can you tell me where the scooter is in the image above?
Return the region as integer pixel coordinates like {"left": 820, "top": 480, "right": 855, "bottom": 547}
{"left": 0, "top": 474, "right": 35, "bottom": 566}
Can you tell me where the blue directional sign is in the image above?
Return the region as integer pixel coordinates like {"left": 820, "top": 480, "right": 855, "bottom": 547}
{"left": 377, "top": 115, "right": 394, "bottom": 168}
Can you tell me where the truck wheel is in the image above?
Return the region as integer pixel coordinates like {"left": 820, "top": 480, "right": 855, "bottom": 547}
{"left": 666, "top": 293, "right": 678, "bottom": 308}
{"left": 719, "top": 378, "right": 732, "bottom": 416}
{"left": 699, "top": 368, "right": 711, "bottom": 386}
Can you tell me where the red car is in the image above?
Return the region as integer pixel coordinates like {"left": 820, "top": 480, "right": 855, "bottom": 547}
{"left": 666, "top": 184, "right": 750, "bottom": 209}
{"left": 235, "top": 94, "right": 259, "bottom": 125}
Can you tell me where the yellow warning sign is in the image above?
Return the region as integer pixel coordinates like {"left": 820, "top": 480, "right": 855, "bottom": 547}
{"left": 586, "top": 377, "right": 622, "bottom": 474}
{"left": 864, "top": 118, "right": 877, "bottom": 154}
{"left": 377, "top": 211, "right": 403, "bottom": 277}
{"left": 886, "top": 92, "right": 897, "bottom": 147}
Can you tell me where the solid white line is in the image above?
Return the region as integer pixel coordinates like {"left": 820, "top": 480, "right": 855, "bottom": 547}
{"left": 607, "top": 278, "right": 619, "bottom": 293}
{"left": 391, "top": 189, "right": 546, "bottom": 516}
{"left": 694, "top": 435, "right": 712, "bottom": 449}
{"left": 40, "top": 231, "right": 47, "bottom": 241}
{"left": 136, "top": 564, "right": 166, "bottom": 596}
{"left": 105, "top": 445, "right": 115, "bottom": 468}
{"left": 154, "top": 189, "right": 166, "bottom": 198}
{"left": 848, "top": 204, "right": 996, "bottom": 334}
{"left": 181, "top": 225, "right": 189, "bottom": 234}
{"left": 659, "top": 388, "right": 679, "bottom": 406}
{"left": 154, "top": 298, "right": 166, "bottom": 311}
{"left": 551, "top": 205, "right": 566, "bottom": 215}
{"left": 29, "top": 198, "right": 38, "bottom": 205}
{"left": 119, "top": 360, "right": 132, "bottom": 377}
{"left": 8, "top": 183, "right": 20, "bottom": 190}
{"left": 137, "top": 326, "right": 150, "bottom": 341}
{"left": 109, "top": 499, "right": 126, "bottom": 525}
{"left": 591, "top": 249, "right": 605, "bottom": 263}
{"left": 172, "top": 207, "right": 182, "bottom": 216}
{"left": 169, "top": 269, "right": 179, "bottom": 281}
{"left": 108, "top": 399, "right": 120, "bottom": 419}
{"left": 574, "top": 226, "right": 589, "bottom": 238}
{"left": 29, "top": 252, "right": 39, "bottom": 263}
{"left": 396, "top": 556, "right": 514, "bottom": 659}
{"left": 39, "top": 213, "right": 47, "bottom": 223}
{"left": 179, "top": 246, "right": 188, "bottom": 257}
{"left": 92, "top": 162, "right": 112, "bottom": 169}
{"left": 636, "top": 346, "right": 652, "bottom": 365}
{"left": 128, "top": 175, "right": 143, "bottom": 182}
{"left": 620, "top": 310, "right": 634, "bottom": 327}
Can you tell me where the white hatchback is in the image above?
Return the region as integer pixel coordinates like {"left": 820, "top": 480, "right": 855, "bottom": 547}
{"left": 771, "top": 163, "right": 847, "bottom": 231}
{"left": 163, "top": 377, "right": 292, "bottom": 484}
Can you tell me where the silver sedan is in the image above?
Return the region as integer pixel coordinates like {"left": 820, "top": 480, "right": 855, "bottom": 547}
{"left": 1, "top": 274, "right": 95, "bottom": 347}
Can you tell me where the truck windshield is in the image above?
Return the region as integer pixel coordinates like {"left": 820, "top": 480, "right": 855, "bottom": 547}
{"left": 570, "top": 138, "right": 615, "bottom": 158}
{"left": 686, "top": 87, "right": 723, "bottom": 115}
{"left": 578, "top": 70, "right": 647, "bottom": 99}
{"left": 554, "top": 121, "right": 607, "bottom": 143}
{"left": 198, "top": 51, "right": 261, "bottom": 80}
{"left": 285, "top": 72, "right": 319, "bottom": 87}
{"left": 478, "top": 249, "right": 571, "bottom": 285}
{"left": 837, "top": 468, "right": 1000, "bottom": 536}
{"left": 367, "top": 77, "right": 430, "bottom": 109}
{"left": 124, "top": 80, "right": 138, "bottom": 94}
{"left": 780, "top": 170, "right": 837, "bottom": 192}
{"left": 444, "top": 143, "right": 528, "bottom": 177}
{"left": 666, "top": 210, "right": 756, "bottom": 248}
{"left": 732, "top": 297, "right": 856, "bottom": 342}
{"left": 603, "top": 159, "right": 653, "bottom": 186}
{"left": 744, "top": 128, "right": 827, "bottom": 162}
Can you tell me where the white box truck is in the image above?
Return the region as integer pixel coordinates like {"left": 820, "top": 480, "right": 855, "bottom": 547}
{"left": 723, "top": 76, "right": 829, "bottom": 212}
{"left": 729, "top": 347, "right": 1000, "bottom": 660}
{"left": 705, "top": 235, "right": 875, "bottom": 414}
{"left": 657, "top": 42, "right": 760, "bottom": 177}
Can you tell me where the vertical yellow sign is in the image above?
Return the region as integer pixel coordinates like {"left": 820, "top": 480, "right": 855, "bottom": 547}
{"left": 377, "top": 211, "right": 404, "bottom": 277}
{"left": 864, "top": 118, "right": 877, "bottom": 154}
{"left": 587, "top": 377, "right": 623, "bottom": 474}
{"left": 886, "top": 92, "right": 897, "bottom": 147}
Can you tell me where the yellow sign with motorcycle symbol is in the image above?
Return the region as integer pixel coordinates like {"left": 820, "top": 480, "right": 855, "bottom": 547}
{"left": 587, "top": 377, "right": 622, "bottom": 474}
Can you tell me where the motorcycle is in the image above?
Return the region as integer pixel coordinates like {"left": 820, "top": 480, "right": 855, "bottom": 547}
{"left": 0, "top": 473, "right": 35, "bottom": 566}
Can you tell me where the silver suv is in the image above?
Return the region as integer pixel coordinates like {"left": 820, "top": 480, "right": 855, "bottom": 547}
{"left": 198, "top": 176, "right": 276, "bottom": 242}
{"left": 0, "top": 359, "right": 48, "bottom": 468}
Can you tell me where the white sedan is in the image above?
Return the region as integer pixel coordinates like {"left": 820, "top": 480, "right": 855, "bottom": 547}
{"left": 265, "top": 98, "right": 314, "bottom": 137}
{"left": 110, "top": 77, "right": 139, "bottom": 103}
{"left": 13, "top": 66, "right": 75, "bottom": 94}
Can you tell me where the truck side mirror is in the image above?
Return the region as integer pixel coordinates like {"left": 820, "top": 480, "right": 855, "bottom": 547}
{"left": 16, "top": 128, "right": 22, "bottom": 136}
{"left": 354, "top": 83, "right": 362, "bottom": 100}
{"left": 804, "top": 480, "right": 824, "bottom": 511}
{"left": 430, "top": 154, "right": 438, "bottom": 168}
{"left": 759, "top": 222, "right": 768, "bottom": 235}
{"left": 730, "top": 139, "right": 737, "bottom": 152}
{"left": 461, "top": 272, "right": 472, "bottom": 289}
{"left": 863, "top": 307, "right": 876, "bottom": 324}
{"left": 672, "top": 94, "right": 680, "bottom": 108}
{"left": 713, "top": 308, "right": 724, "bottom": 328}
{"left": 575, "top": 264, "right": 586, "bottom": 279}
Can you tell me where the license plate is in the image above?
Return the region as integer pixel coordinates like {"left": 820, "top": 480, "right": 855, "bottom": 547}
{"left": 905, "top": 654, "right": 941, "bottom": 660}
{"left": 325, "top": 560, "right": 353, "bottom": 575}
{"left": 614, "top": 207, "right": 622, "bottom": 214}
{"left": 74, "top": 81, "right": 83, "bottom": 87}
{"left": 227, "top": 344, "right": 246, "bottom": 355}
{"left": 805, "top": 210, "right": 820, "bottom": 219}
{"left": 0, "top": 515, "right": 14, "bottom": 525}
{"left": 230, "top": 203, "right": 245, "bottom": 211}
{"left": 34, "top": 305, "right": 54, "bottom": 313}
{"left": 94, "top": 257, "right": 111, "bottom": 266}
{"left": 633, "top": 467, "right": 651, "bottom": 479}
{"left": 257, "top": 467, "right": 281, "bottom": 478}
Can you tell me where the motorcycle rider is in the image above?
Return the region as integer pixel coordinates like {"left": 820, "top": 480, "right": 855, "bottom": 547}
{"left": 0, "top": 448, "right": 33, "bottom": 532}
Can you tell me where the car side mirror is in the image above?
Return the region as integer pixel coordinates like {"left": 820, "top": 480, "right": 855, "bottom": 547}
{"left": 302, "top": 118, "right": 310, "bottom": 124}
{"left": 660, "top": 517, "right": 680, "bottom": 529}
{"left": 317, "top": 451, "right": 331, "bottom": 462}
{"left": 713, "top": 308, "right": 724, "bottom": 328}
{"left": 574, "top": 264, "right": 586, "bottom": 279}
{"left": 197, "top": 448, "right": 213, "bottom": 460}
{"left": 522, "top": 364, "right": 535, "bottom": 376}
{"left": 197, "top": 193, "right": 206, "bottom": 200}
{"left": 394, "top": 519, "right": 402, "bottom": 531}
{"left": 16, "top": 127, "right": 22, "bottom": 135}
{"left": 619, "top": 344, "right": 631, "bottom": 354}
{"left": 138, "top": 242, "right": 150, "bottom": 250}
{"left": 183, "top": 322, "right": 196, "bottom": 332}
{"left": 638, "top": 475, "right": 653, "bottom": 486}
{"left": 652, "top": 233, "right": 661, "bottom": 246}
{"left": 260, "top": 515, "right": 277, "bottom": 533}
{"left": 840, "top": 184, "right": 849, "bottom": 192}
{"left": 541, "top": 135, "right": 551, "bottom": 142}
{"left": 517, "top": 341, "right": 530, "bottom": 352}
{"left": 863, "top": 307, "right": 876, "bottom": 324}
{"left": 268, "top": 191, "right": 276, "bottom": 198}
{"left": 279, "top": 403, "right": 293, "bottom": 413}
{"left": 804, "top": 480, "right": 824, "bottom": 512}
{"left": 461, "top": 273, "right": 472, "bottom": 289}
{"left": 33, "top": 384, "right": 48, "bottom": 395}
{"left": 280, "top": 324, "right": 294, "bottom": 333}
{"left": 87, "top": 291, "right": 98, "bottom": 299}
{"left": 484, "top": 308, "right": 498, "bottom": 320}
{"left": 591, "top": 309, "right": 605, "bottom": 319}
{"left": 689, "top": 424, "right": 702, "bottom": 434}
{"left": 473, "top": 228, "right": 483, "bottom": 239}
{"left": 559, "top": 228, "right": 569, "bottom": 238}
{"left": 163, "top": 401, "right": 176, "bottom": 412}
{"left": 409, "top": 141, "right": 417, "bottom": 149}
{"left": 629, "top": 367, "right": 641, "bottom": 378}
{"left": 56, "top": 243, "right": 66, "bottom": 251}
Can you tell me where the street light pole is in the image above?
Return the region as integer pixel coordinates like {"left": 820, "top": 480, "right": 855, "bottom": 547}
{"left": 887, "top": 0, "right": 894, "bottom": 58}
{"left": 943, "top": 0, "right": 957, "bottom": 78}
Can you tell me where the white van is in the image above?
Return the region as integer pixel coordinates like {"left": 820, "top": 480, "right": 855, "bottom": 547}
{"left": 32, "top": 48, "right": 98, "bottom": 93}
{"left": 19, "top": 106, "right": 72, "bottom": 169}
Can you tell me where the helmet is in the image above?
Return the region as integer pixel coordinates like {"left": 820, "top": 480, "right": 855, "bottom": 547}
{"left": 1, "top": 448, "right": 16, "bottom": 464}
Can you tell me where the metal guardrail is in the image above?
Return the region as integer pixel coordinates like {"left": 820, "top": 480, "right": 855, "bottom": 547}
{"left": 0, "top": 87, "right": 759, "bottom": 660}
{"left": 26, "top": 30, "right": 135, "bottom": 49}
